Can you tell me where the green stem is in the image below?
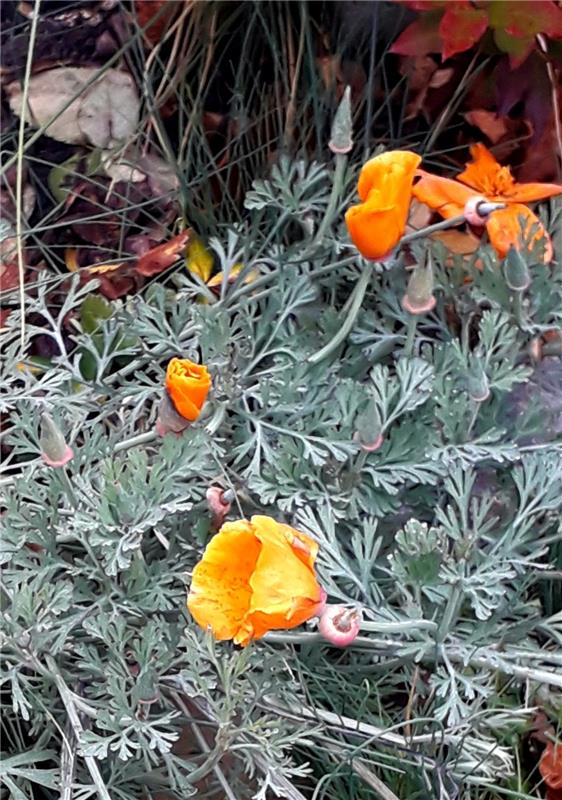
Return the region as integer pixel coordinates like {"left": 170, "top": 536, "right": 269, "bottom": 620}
{"left": 313, "top": 153, "right": 348, "bottom": 247}
{"left": 513, "top": 291, "right": 525, "bottom": 328}
{"left": 308, "top": 267, "right": 371, "bottom": 364}
{"left": 403, "top": 314, "right": 418, "bottom": 357}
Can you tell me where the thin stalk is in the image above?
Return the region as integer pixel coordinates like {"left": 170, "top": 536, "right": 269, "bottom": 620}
{"left": 308, "top": 266, "right": 371, "bottom": 364}
{"left": 45, "top": 656, "right": 112, "bottom": 800}
{"left": 313, "top": 153, "right": 347, "bottom": 247}
{"left": 403, "top": 314, "right": 418, "bottom": 357}
{"left": 15, "top": 0, "right": 41, "bottom": 354}
{"left": 513, "top": 291, "right": 525, "bottom": 328}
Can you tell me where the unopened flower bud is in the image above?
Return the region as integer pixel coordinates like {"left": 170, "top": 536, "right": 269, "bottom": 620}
{"left": 354, "top": 399, "right": 384, "bottom": 452}
{"left": 39, "top": 412, "right": 73, "bottom": 468}
{"left": 463, "top": 197, "right": 505, "bottom": 225}
{"left": 206, "top": 487, "right": 234, "bottom": 530}
{"left": 402, "top": 253, "right": 436, "bottom": 315}
{"left": 318, "top": 605, "right": 362, "bottom": 647}
{"left": 329, "top": 86, "right": 353, "bottom": 154}
{"left": 155, "top": 393, "right": 191, "bottom": 436}
{"left": 466, "top": 366, "right": 490, "bottom": 403}
{"left": 504, "top": 246, "right": 531, "bottom": 291}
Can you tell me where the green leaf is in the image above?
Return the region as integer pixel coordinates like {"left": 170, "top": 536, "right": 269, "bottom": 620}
{"left": 80, "top": 294, "right": 113, "bottom": 334}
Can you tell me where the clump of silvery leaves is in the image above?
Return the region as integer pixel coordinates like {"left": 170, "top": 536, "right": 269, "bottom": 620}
{"left": 2, "top": 145, "right": 562, "bottom": 799}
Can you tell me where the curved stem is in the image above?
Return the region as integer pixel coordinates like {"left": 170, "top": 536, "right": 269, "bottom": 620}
{"left": 308, "top": 267, "right": 371, "bottom": 364}
{"left": 403, "top": 314, "right": 418, "bottom": 358}
{"left": 313, "top": 153, "right": 348, "bottom": 247}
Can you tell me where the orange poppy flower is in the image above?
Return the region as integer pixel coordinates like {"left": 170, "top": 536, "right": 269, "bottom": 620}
{"left": 165, "top": 357, "right": 211, "bottom": 422}
{"left": 413, "top": 144, "right": 562, "bottom": 262}
{"left": 187, "top": 515, "right": 325, "bottom": 646}
{"left": 345, "top": 150, "right": 422, "bottom": 260}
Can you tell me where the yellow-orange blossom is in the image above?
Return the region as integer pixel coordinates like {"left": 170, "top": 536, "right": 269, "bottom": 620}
{"left": 188, "top": 515, "right": 325, "bottom": 646}
{"left": 413, "top": 144, "right": 562, "bottom": 262}
{"left": 165, "top": 357, "right": 211, "bottom": 421}
{"left": 345, "top": 150, "right": 422, "bottom": 260}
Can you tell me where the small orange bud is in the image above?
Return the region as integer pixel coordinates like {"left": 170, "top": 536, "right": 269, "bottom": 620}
{"left": 165, "top": 357, "right": 211, "bottom": 422}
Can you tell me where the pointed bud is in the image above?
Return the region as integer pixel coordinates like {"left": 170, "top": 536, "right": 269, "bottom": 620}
{"left": 402, "top": 252, "right": 436, "bottom": 315}
{"left": 155, "top": 393, "right": 191, "bottom": 436}
{"left": 206, "top": 487, "right": 234, "bottom": 530}
{"left": 318, "top": 605, "right": 362, "bottom": 647}
{"left": 354, "top": 398, "right": 384, "bottom": 451}
{"left": 329, "top": 86, "right": 353, "bottom": 154}
{"left": 466, "top": 365, "right": 490, "bottom": 403}
{"left": 39, "top": 412, "right": 73, "bottom": 468}
{"left": 504, "top": 246, "right": 531, "bottom": 291}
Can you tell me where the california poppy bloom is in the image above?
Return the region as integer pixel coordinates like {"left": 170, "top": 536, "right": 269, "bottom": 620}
{"left": 187, "top": 515, "right": 325, "bottom": 646}
{"left": 345, "top": 150, "right": 422, "bottom": 260}
{"left": 413, "top": 144, "right": 562, "bottom": 262}
{"left": 165, "top": 357, "right": 211, "bottom": 422}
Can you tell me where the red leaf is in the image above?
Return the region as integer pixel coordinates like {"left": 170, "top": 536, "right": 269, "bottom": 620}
{"left": 439, "top": 2, "right": 489, "bottom": 60}
{"left": 135, "top": 231, "right": 191, "bottom": 277}
{"left": 487, "top": 0, "right": 562, "bottom": 40}
{"left": 390, "top": 11, "right": 444, "bottom": 56}
{"left": 540, "top": 742, "right": 562, "bottom": 791}
{"left": 402, "top": 0, "right": 447, "bottom": 9}
{"left": 504, "top": 0, "right": 562, "bottom": 38}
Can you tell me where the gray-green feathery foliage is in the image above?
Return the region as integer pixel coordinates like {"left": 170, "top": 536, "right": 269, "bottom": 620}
{"left": 2, "top": 145, "right": 561, "bottom": 800}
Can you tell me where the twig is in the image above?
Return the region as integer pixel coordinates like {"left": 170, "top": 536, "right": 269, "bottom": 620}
{"left": 59, "top": 720, "right": 76, "bottom": 800}
{"left": 308, "top": 267, "right": 371, "bottom": 364}
{"left": 45, "top": 656, "right": 112, "bottom": 800}
{"left": 537, "top": 34, "right": 562, "bottom": 181}
{"left": 352, "top": 759, "right": 401, "bottom": 800}
{"left": 190, "top": 721, "right": 237, "bottom": 800}
{"left": 15, "top": 0, "right": 41, "bottom": 354}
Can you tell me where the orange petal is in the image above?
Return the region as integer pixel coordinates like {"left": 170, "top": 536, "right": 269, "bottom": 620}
{"left": 246, "top": 516, "right": 323, "bottom": 640}
{"left": 485, "top": 204, "right": 553, "bottom": 262}
{"left": 503, "top": 181, "right": 562, "bottom": 204}
{"left": 187, "top": 520, "right": 261, "bottom": 641}
{"left": 412, "top": 171, "right": 475, "bottom": 219}
{"left": 357, "top": 150, "right": 421, "bottom": 202}
{"left": 456, "top": 143, "right": 513, "bottom": 194}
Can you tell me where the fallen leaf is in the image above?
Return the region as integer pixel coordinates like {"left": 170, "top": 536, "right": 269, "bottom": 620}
{"left": 136, "top": 231, "right": 191, "bottom": 276}
{"left": 540, "top": 742, "right": 562, "bottom": 790}
{"left": 206, "top": 263, "right": 259, "bottom": 291}
{"left": 464, "top": 109, "right": 509, "bottom": 144}
{"left": 488, "top": 0, "right": 562, "bottom": 67}
{"left": 186, "top": 237, "right": 214, "bottom": 283}
{"left": 438, "top": 2, "right": 488, "bottom": 60}
{"left": 134, "top": 1, "right": 177, "bottom": 46}
{"left": 406, "top": 198, "right": 433, "bottom": 233}
{"left": 390, "top": 11, "right": 444, "bottom": 57}
{"left": 432, "top": 228, "right": 481, "bottom": 257}
{"left": 0, "top": 261, "right": 21, "bottom": 293}
{"left": 7, "top": 67, "right": 139, "bottom": 147}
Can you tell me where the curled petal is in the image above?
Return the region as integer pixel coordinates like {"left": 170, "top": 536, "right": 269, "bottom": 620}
{"left": 413, "top": 171, "right": 476, "bottom": 219}
{"left": 485, "top": 204, "right": 553, "bottom": 262}
{"left": 357, "top": 150, "right": 421, "bottom": 202}
{"left": 346, "top": 151, "right": 421, "bottom": 260}
{"left": 165, "top": 357, "right": 211, "bottom": 421}
{"left": 187, "top": 520, "right": 260, "bottom": 642}
{"left": 187, "top": 516, "right": 324, "bottom": 647}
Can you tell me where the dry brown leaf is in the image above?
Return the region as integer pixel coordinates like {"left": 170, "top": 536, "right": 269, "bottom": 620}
{"left": 7, "top": 67, "right": 139, "bottom": 148}
{"left": 136, "top": 231, "right": 191, "bottom": 277}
